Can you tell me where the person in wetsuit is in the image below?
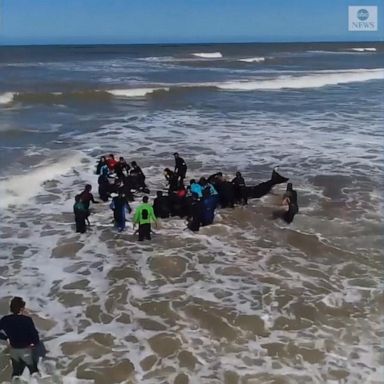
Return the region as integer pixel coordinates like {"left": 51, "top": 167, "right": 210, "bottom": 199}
{"left": 130, "top": 161, "right": 148, "bottom": 192}
{"left": 80, "top": 184, "right": 99, "bottom": 225}
{"left": 153, "top": 191, "right": 171, "bottom": 218}
{"left": 133, "top": 196, "right": 157, "bottom": 241}
{"left": 73, "top": 194, "right": 88, "bottom": 233}
{"left": 186, "top": 192, "right": 202, "bottom": 232}
{"left": 173, "top": 153, "right": 187, "bottom": 184}
{"left": 98, "top": 173, "right": 110, "bottom": 202}
{"left": 281, "top": 183, "right": 299, "bottom": 223}
{"left": 217, "top": 179, "right": 235, "bottom": 208}
{"left": 96, "top": 156, "right": 107, "bottom": 175}
{"left": 110, "top": 191, "right": 132, "bottom": 232}
{"left": 0, "top": 297, "right": 40, "bottom": 380}
{"left": 232, "top": 171, "right": 247, "bottom": 205}
{"left": 164, "top": 168, "right": 179, "bottom": 193}
{"left": 114, "top": 157, "right": 131, "bottom": 179}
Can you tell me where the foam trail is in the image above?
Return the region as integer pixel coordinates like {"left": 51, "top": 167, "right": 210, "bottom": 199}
{"left": 0, "top": 92, "right": 16, "bottom": 105}
{"left": 192, "top": 52, "right": 223, "bottom": 58}
{"left": 238, "top": 57, "right": 266, "bottom": 63}
{"left": 107, "top": 87, "right": 169, "bottom": 97}
{"left": 217, "top": 68, "right": 384, "bottom": 91}
{"left": 0, "top": 151, "right": 86, "bottom": 208}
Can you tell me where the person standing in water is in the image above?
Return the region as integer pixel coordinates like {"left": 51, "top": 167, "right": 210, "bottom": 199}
{"left": 73, "top": 194, "right": 88, "bottom": 233}
{"left": 130, "top": 161, "right": 148, "bottom": 192}
{"left": 173, "top": 153, "right": 187, "bottom": 184}
{"left": 281, "top": 183, "right": 299, "bottom": 223}
{"left": 153, "top": 191, "right": 171, "bottom": 219}
{"left": 110, "top": 191, "right": 132, "bottom": 232}
{"left": 186, "top": 192, "right": 202, "bottom": 232}
{"left": 95, "top": 156, "right": 107, "bottom": 175}
{"left": 0, "top": 297, "right": 40, "bottom": 380}
{"left": 164, "top": 168, "right": 179, "bottom": 193}
{"left": 80, "top": 184, "right": 99, "bottom": 225}
{"left": 232, "top": 171, "right": 247, "bottom": 205}
{"left": 133, "top": 196, "right": 157, "bottom": 241}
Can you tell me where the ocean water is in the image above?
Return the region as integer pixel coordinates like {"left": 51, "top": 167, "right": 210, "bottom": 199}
{"left": 0, "top": 42, "right": 383, "bottom": 383}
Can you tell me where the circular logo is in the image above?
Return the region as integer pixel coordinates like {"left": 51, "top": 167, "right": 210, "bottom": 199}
{"left": 357, "top": 9, "right": 369, "bottom": 21}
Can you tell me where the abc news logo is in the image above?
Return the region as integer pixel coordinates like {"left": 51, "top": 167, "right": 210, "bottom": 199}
{"left": 349, "top": 6, "right": 378, "bottom": 31}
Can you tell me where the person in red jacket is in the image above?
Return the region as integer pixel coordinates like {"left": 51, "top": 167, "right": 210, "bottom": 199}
{"left": 106, "top": 154, "right": 117, "bottom": 172}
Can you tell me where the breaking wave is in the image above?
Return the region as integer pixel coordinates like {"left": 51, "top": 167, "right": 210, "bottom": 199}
{"left": 350, "top": 47, "right": 377, "bottom": 52}
{"left": 217, "top": 68, "right": 384, "bottom": 91}
{"left": 192, "top": 52, "right": 223, "bottom": 58}
{"left": 107, "top": 87, "right": 170, "bottom": 97}
{"left": 1, "top": 69, "right": 382, "bottom": 106}
{"left": 238, "top": 57, "right": 266, "bottom": 63}
{"left": 0, "top": 92, "right": 16, "bottom": 105}
{"left": 0, "top": 151, "right": 86, "bottom": 208}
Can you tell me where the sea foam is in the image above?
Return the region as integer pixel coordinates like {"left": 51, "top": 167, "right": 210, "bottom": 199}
{"left": 192, "top": 52, "right": 223, "bottom": 59}
{"left": 238, "top": 57, "right": 266, "bottom": 63}
{"left": 350, "top": 47, "right": 377, "bottom": 52}
{"left": 0, "top": 92, "right": 16, "bottom": 105}
{"left": 216, "top": 68, "right": 384, "bottom": 91}
{"left": 0, "top": 151, "right": 86, "bottom": 208}
{"left": 107, "top": 87, "right": 169, "bottom": 97}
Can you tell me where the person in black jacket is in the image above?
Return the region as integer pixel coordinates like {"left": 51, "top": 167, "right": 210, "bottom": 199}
{"left": 0, "top": 297, "right": 40, "bottom": 379}
{"left": 232, "top": 171, "right": 247, "bottom": 205}
{"left": 114, "top": 157, "right": 131, "bottom": 179}
{"left": 164, "top": 168, "right": 179, "bottom": 193}
{"left": 173, "top": 153, "right": 187, "bottom": 184}
{"left": 281, "top": 183, "right": 299, "bottom": 223}
{"left": 186, "top": 192, "right": 202, "bottom": 232}
{"left": 130, "top": 161, "right": 148, "bottom": 192}
{"left": 79, "top": 184, "right": 99, "bottom": 225}
{"left": 153, "top": 191, "right": 170, "bottom": 219}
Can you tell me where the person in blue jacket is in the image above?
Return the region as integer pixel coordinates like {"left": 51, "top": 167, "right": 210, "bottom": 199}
{"left": 188, "top": 179, "right": 203, "bottom": 199}
{"left": 110, "top": 191, "right": 132, "bottom": 232}
{"left": 201, "top": 188, "right": 216, "bottom": 226}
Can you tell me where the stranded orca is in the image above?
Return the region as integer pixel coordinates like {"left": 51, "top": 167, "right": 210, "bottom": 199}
{"left": 245, "top": 168, "right": 289, "bottom": 199}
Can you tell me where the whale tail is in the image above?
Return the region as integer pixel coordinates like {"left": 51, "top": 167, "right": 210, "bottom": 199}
{"left": 271, "top": 167, "right": 289, "bottom": 185}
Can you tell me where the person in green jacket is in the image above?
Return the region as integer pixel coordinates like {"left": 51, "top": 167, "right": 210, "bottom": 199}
{"left": 133, "top": 196, "right": 157, "bottom": 241}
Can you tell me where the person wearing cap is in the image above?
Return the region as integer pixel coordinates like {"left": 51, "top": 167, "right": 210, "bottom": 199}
{"left": 173, "top": 153, "right": 187, "bottom": 184}
{"left": 0, "top": 297, "right": 40, "bottom": 379}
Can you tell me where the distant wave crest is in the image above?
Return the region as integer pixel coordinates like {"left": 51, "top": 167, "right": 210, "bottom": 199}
{"left": 0, "top": 92, "right": 16, "bottom": 105}
{"left": 350, "top": 47, "right": 377, "bottom": 52}
{"left": 238, "top": 57, "right": 266, "bottom": 63}
{"left": 216, "top": 69, "right": 384, "bottom": 91}
{"left": 107, "top": 88, "right": 169, "bottom": 97}
{"left": 192, "top": 52, "right": 223, "bottom": 59}
{"left": 2, "top": 69, "right": 383, "bottom": 106}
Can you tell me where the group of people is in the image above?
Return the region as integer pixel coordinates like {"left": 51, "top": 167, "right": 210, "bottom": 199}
{"left": 73, "top": 152, "right": 299, "bottom": 238}
{"left": 1, "top": 156, "right": 299, "bottom": 381}
{"left": 96, "top": 154, "right": 149, "bottom": 202}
